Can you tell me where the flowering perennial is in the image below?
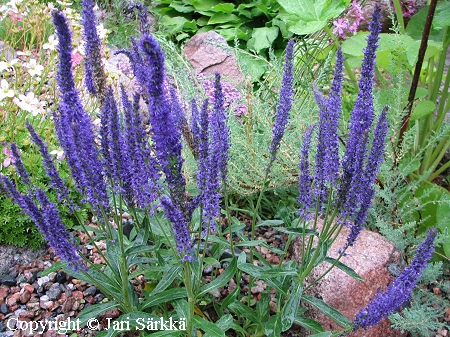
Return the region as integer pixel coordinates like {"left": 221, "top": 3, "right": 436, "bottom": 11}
{"left": 353, "top": 228, "right": 438, "bottom": 329}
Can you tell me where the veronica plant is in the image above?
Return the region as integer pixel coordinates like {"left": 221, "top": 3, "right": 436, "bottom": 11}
{"left": 0, "top": 3, "right": 440, "bottom": 337}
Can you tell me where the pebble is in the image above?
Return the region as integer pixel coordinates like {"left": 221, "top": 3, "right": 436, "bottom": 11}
{"left": 0, "top": 275, "right": 16, "bottom": 287}
{"left": 55, "top": 271, "right": 67, "bottom": 284}
{"left": 47, "top": 284, "right": 62, "bottom": 301}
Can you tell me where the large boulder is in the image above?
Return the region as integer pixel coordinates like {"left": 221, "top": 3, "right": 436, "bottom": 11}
{"left": 290, "top": 222, "right": 408, "bottom": 337}
{"left": 183, "top": 31, "right": 243, "bottom": 84}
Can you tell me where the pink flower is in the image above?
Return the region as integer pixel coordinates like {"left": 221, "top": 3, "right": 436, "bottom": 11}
{"left": 9, "top": 12, "right": 22, "bottom": 24}
{"left": 333, "top": 18, "right": 350, "bottom": 39}
{"left": 71, "top": 51, "right": 83, "bottom": 66}
{"left": 2, "top": 146, "right": 16, "bottom": 168}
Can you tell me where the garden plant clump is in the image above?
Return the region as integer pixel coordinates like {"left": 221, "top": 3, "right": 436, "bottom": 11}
{"left": 0, "top": 0, "right": 449, "bottom": 336}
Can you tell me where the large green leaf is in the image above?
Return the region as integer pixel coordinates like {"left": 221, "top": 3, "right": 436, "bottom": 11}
{"left": 192, "top": 0, "right": 220, "bottom": 11}
{"left": 281, "top": 280, "right": 303, "bottom": 331}
{"left": 265, "top": 315, "right": 283, "bottom": 337}
{"left": 141, "top": 288, "right": 187, "bottom": 309}
{"left": 238, "top": 263, "right": 298, "bottom": 278}
{"left": 197, "top": 258, "right": 237, "bottom": 297}
{"left": 302, "top": 295, "right": 352, "bottom": 329}
{"left": 192, "top": 316, "right": 225, "bottom": 337}
{"left": 74, "top": 301, "right": 119, "bottom": 330}
{"left": 151, "top": 264, "right": 183, "bottom": 295}
{"left": 410, "top": 100, "right": 437, "bottom": 121}
{"left": 208, "top": 13, "right": 240, "bottom": 24}
{"left": 323, "top": 257, "right": 364, "bottom": 282}
{"left": 277, "top": 0, "right": 350, "bottom": 35}
{"left": 295, "top": 316, "right": 325, "bottom": 334}
{"left": 247, "top": 27, "right": 279, "bottom": 53}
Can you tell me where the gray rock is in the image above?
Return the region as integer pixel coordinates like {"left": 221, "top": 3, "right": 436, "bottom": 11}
{"left": 47, "top": 283, "right": 62, "bottom": 301}
{"left": 290, "top": 220, "right": 407, "bottom": 337}
{"left": 183, "top": 31, "right": 244, "bottom": 84}
{"left": 0, "top": 275, "right": 16, "bottom": 286}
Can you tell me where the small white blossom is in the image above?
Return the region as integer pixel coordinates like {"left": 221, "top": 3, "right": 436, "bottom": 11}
{"left": 0, "top": 59, "right": 19, "bottom": 72}
{"left": 13, "top": 92, "right": 40, "bottom": 114}
{"left": 50, "top": 149, "right": 65, "bottom": 161}
{"left": 43, "top": 35, "right": 58, "bottom": 51}
{"left": 0, "top": 79, "right": 15, "bottom": 101}
{"left": 24, "top": 59, "right": 45, "bottom": 77}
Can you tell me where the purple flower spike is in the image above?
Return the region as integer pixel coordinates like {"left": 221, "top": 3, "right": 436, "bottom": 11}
{"left": 10, "top": 143, "right": 30, "bottom": 185}
{"left": 160, "top": 196, "right": 193, "bottom": 262}
{"left": 354, "top": 228, "right": 438, "bottom": 330}
{"left": 26, "top": 122, "right": 70, "bottom": 204}
{"left": 53, "top": 9, "right": 109, "bottom": 213}
{"left": 0, "top": 176, "right": 84, "bottom": 272}
{"left": 298, "top": 126, "right": 314, "bottom": 220}
{"left": 269, "top": 39, "right": 295, "bottom": 162}
{"left": 339, "top": 4, "right": 381, "bottom": 216}
{"left": 81, "top": 0, "right": 106, "bottom": 98}
{"left": 314, "top": 47, "right": 344, "bottom": 204}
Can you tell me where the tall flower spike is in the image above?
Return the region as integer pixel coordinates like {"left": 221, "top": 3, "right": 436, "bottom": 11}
{"left": 0, "top": 176, "right": 84, "bottom": 271}
{"left": 129, "top": 3, "right": 150, "bottom": 34}
{"left": 81, "top": 0, "right": 106, "bottom": 99}
{"left": 10, "top": 143, "right": 30, "bottom": 185}
{"left": 339, "top": 5, "right": 381, "bottom": 216}
{"left": 139, "top": 34, "right": 187, "bottom": 216}
{"left": 314, "top": 47, "right": 344, "bottom": 204}
{"left": 269, "top": 39, "right": 295, "bottom": 163}
{"left": 298, "top": 126, "right": 314, "bottom": 220}
{"left": 343, "top": 106, "right": 389, "bottom": 249}
{"left": 353, "top": 228, "right": 438, "bottom": 329}
{"left": 160, "top": 196, "right": 193, "bottom": 262}
{"left": 53, "top": 9, "right": 109, "bottom": 212}
{"left": 26, "top": 122, "right": 71, "bottom": 204}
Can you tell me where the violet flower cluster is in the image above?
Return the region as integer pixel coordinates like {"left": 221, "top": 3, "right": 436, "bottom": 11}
{"left": 353, "top": 228, "right": 438, "bottom": 329}
{"left": 333, "top": 0, "right": 365, "bottom": 39}
{"left": 298, "top": 5, "right": 388, "bottom": 249}
{"left": 269, "top": 39, "right": 295, "bottom": 163}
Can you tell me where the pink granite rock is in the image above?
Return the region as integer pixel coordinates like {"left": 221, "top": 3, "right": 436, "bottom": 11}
{"left": 290, "top": 222, "right": 407, "bottom": 337}
{"left": 183, "top": 31, "right": 243, "bottom": 84}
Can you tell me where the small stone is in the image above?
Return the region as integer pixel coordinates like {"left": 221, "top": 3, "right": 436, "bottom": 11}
{"left": 269, "top": 300, "right": 277, "bottom": 313}
{"left": 47, "top": 272, "right": 57, "bottom": 282}
{"left": 251, "top": 280, "right": 266, "bottom": 294}
{"left": 94, "top": 293, "right": 106, "bottom": 303}
{"left": 71, "top": 279, "right": 82, "bottom": 285}
{"left": 19, "top": 291, "right": 31, "bottom": 304}
{"left": 433, "top": 287, "right": 442, "bottom": 295}
{"left": 83, "top": 286, "right": 97, "bottom": 297}
{"left": 72, "top": 290, "right": 83, "bottom": 300}
{"left": 6, "top": 293, "right": 19, "bottom": 306}
{"left": 55, "top": 271, "right": 67, "bottom": 284}
{"left": 0, "top": 286, "right": 8, "bottom": 299}
{"left": 260, "top": 246, "right": 269, "bottom": 255}
{"left": 37, "top": 276, "right": 49, "bottom": 287}
{"left": 0, "top": 275, "right": 17, "bottom": 286}
{"left": 26, "top": 301, "right": 40, "bottom": 311}
{"left": 62, "top": 297, "right": 76, "bottom": 313}
{"left": 47, "top": 284, "right": 62, "bottom": 301}
{"left": 0, "top": 303, "right": 8, "bottom": 314}
{"left": 23, "top": 284, "right": 34, "bottom": 293}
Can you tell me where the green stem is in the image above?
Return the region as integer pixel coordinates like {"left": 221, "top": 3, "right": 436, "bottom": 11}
{"left": 391, "top": 0, "right": 406, "bottom": 34}
{"left": 184, "top": 261, "right": 195, "bottom": 336}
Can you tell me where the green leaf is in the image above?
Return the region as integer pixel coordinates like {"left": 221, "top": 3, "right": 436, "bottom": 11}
{"left": 169, "top": 2, "right": 195, "bottom": 13}
{"left": 208, "top": 13, "right": 240, "bottom": 24}
{"left": 160, "top": 16, "right": 189, "bottom": 33}
{"left": 125, "top": 244, "right": 157, "bottom": 256}
{"left": 256, "top": 292, "right": 271, "bottom": 321}
{"left": 295, "top": 316, "right": 324, "bottom": 334}
{"left": 211, "top": 3, "right": 235, "bottom": 13}
{"left": 276, "top": 227, "right": 319, "bottom": 237}
{"left": 39, "top": 261, "right": 65, "bottom": 276}
{"left": 324, "top": 257, "right": 364, "bottom": 282}
{"left": 341, "top": 32, "right": 369, "bottom": 57}
{"left": 197, "top": 258, "right": 237, "bottom": 297}
{"left": 76, "top": 301, "right": 118, "bottom": 329}
{"left": 265, "top": 315, "right": 283, "bottom": 337}
{"left": 281, "top": 280, "right": 303, "bottom": 331}
{"left": 277, "top": 0, "right": 350, "bottom": 35}
{"left": 203, "top": 314, "right": 233, "bottom": 337}
{"left": 235, "top": 240, "right": 267, "bottom": 247}
{"left": 192, "top": 0, "right": 220, "bottom": 11}
{"left": 151, "top": 264, "right": 183, "bottom": 295}
{"left": 141, "top": 288, "right": 187, "bottom": 309}
{"left": 192, "top": 316, "right": 225, "bottom": 337}
{"left": 101, "top": 312, "right": 163, "bottom": 337}
{"left": 410, "top": 100, "right": 436, "bottom": 121}
{"left": 310, "top": 332, "right": 332, "bottom": 337}
{"left": 247, "top": 27, "right": 279, "bottom": 53}
{"left": 237, "top": 52, "right": 267, "bottom": 81}
{"left": 257, "top": 219, "right": 285, "bottom": 227}
{"left": 434, "top": 1, "right": 450, "bottom": 29}
{"left": 143, "top": 330, "right": 184, "bottom": 336}
{"left": 238, "top": 263, "right": 298, "bottom": 278}
{"left": 228, "top": 301, "right": 259, "bottom": 322}
{"left": 302, "top": 295, "right": 352, "bottom": 329}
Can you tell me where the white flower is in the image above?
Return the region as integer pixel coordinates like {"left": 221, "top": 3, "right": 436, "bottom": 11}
{"left": 13, "top": 92, "right": 40, "bottom": 114}
{"left": 43, "top": 35, "right": 58, "bottom": 51}
{"left": 50, "top": 149, "right": 65, "bottom": 161}
{"left": 0, "top": 59, "right": 19, "bottom": 72}
{"left": 97, "top": 23, "right": 109, "bottom": 40}
{"left": 24, "top": 59, "right": 44, "bottom": 77}
{"left": 0, "top": 79, "right": 15, "bottom": 101}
